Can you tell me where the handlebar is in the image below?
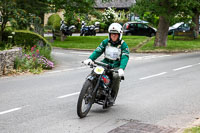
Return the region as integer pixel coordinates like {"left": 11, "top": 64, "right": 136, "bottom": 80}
{"left": 82, "top": 60, "right": 124, "bottom": 80}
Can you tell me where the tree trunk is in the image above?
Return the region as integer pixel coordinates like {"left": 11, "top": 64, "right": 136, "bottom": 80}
{"left": 61, "top": 32, "right": 66, "bottom": 41}
{"left": 0, "top": 20, "right": 7, "bottom": 43}
{"left": 154, "top": 16, "right": 170, "bottom": 47}
{"left": 191, "top": 12, "right": 199, "bottom": 38}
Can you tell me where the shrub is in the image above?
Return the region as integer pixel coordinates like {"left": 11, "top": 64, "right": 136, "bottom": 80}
{"left": 0, "top": 27, "right": 14, "bottom": 50}
{"left": 0, "top": 26, "right": 13, "bottom": 42}
{"left": 14, "top": 30, "right": 51, "bottom": 51}
{"left": 47, "top": 14, "right": 62, "bottom": 31}
{"left": 102, "top": 7, "right": 117, "bottom": 26}
{"left": 14, "top": 45, "right": 54, "bottom": 74}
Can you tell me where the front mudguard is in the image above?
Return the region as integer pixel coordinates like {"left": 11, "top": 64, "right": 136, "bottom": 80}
{"left": 86, "top": 74, "right": 101, "bottom": 102}
{"left": 87, "top": 75, "right": 95, "bottom": 81}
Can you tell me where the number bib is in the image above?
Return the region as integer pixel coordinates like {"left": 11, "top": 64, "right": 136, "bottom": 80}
{"left": 105, "top": 45, "right": 121, "bottom": 61}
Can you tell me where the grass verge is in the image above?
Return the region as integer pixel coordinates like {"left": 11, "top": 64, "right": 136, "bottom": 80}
{"left": 47, "top": 36, "right": 148, "bottom": 50}
{"left": 184, "top": 126, "right": 200, "bottom": 133}
{"left": 47, "top": 35, "right": 200, "bottom": 53}
{"left": 137, "top": 36, "right": 200, "bottom": 53}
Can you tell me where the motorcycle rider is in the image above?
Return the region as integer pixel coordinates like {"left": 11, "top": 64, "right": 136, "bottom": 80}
{"left": 83, "top": 23, "right": 129, "bottom": 105}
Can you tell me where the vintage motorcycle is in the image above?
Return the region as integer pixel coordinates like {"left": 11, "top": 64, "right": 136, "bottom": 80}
{"left": 77, "top": 61, "right": 124, "bottom": 118}
{"left": 60, "top": 20, "right": 76, "bottom": 36}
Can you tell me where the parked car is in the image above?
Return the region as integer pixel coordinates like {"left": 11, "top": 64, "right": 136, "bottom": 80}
{"left": 123, "top": 22, "right": 157, "bottom": 37}
{"left": 168, "top": 22, "right": 190, "bottom": 35}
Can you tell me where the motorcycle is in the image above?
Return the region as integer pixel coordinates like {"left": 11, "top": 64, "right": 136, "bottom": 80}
{"left": 60, "top": 20, "right": 76, "bottom": 36}
{"left": 77, "top": 61, "right": 124, "bottom": 118}
{"left": 80, "top": 21, "right": 99, "bottom": 36}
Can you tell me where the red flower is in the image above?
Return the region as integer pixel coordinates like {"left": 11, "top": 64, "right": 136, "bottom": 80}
{"left": 36, "top": 49, "right": 39, "bottom": 54}
{"left": 31, "top": 47, "right": 34, "bottom": 52}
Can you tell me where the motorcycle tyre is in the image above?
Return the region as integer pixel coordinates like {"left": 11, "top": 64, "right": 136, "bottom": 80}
{"left": 77, "top": 80, "right": 94, "bottom": 118}
{"left": 93, "top": 31, "right": 96, "bottom": 36}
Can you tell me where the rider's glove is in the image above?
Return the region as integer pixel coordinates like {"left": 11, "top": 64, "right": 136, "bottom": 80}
{"left": 83, "top": 59, "right": 94, "bottom": 65}
{"left": 118, "top": 69, "right": 124, "bottom": 77}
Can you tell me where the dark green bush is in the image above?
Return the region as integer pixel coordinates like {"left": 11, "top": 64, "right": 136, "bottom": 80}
{"left": 0, "top": 26, "right": 13, "bottom": 42}
{"left": 14, "top": 30, "right": 51, "bottom": 50}
{"left": 47, "top": 14, "right": 61, "bottom": 31}
{"left": 99, "top": 22, "right": 108, "bottom": 32}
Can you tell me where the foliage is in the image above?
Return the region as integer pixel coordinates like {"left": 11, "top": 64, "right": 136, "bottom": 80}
{"left": 115, "top": 10, "right": 129, "bottom": 25}
{"left": 131, "top": 0, "right": 200, "bottom": 47}
{"left": 0, "top": 42, "right": 13, "bottom": 51}
{"left": 99, "top": 22, "right": 108, "bottom": 32}
{"left": 131, "top": 0, "right": 200, "bottom": 27}
{"left": 184, "top": 126, "right": 200, "bottom": 133}
{"left": 141, "top": 12, "right": 159, "bottom": 28}
{"left": 131, "top": 0, "right": 192, "bottom": 26}
{"left": 102, "top": 7, "right": 117, "bottom": 27}
{"left": 14, "top": 45, "right": 54, "bottom": 74}
{"left": 49, "top": 0, "right": 96, "bottom": 27}
{"left": 47, "top": 14, "right": 62, "bottom": 31}
{"left": 0, "top": 0, "right": 51, "bottom": 44}
{"left": 11, "top": 9, "right": 31, "bottom": 30}
{"left": 15, "top": 0, "right": 50, "bottom": 23}
{"left": 14, "top": 30, "right": 51, "bottom": 50}
{"left": 0, "top": 0, "right": 17, "bottom": 42}
{"left": 48, "top": 0, "right": 113, "bottom": 30}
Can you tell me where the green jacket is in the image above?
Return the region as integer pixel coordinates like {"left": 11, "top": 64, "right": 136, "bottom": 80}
{"left": 89, "top": 39, "right": 129, "bottom": 70}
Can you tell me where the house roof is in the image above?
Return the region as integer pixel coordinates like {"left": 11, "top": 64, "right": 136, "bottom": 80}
{"left": 95, "top": 0, "right": 136, "bottom": 9}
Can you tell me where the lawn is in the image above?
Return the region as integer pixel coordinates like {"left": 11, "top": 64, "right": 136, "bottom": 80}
{"left": 47, "top": 35, "right": 200, "bottom": 53}
{"left": 48, "top": 36, "right": 148, "bottom": 50}
{"left": 184, "top": 127, "right": 200, "bottom": 133}
{"left": 138, "top": 36, "right": 200, "bottom": 53}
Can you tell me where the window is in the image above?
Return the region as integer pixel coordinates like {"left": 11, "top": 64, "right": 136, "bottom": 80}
{"left": 137, "top": 24, "right": 144, "bottom": 28}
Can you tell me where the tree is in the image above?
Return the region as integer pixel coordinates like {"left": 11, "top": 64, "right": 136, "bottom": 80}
{"left": 131, "top": 0, "right": 194, "bottom": 47}
{"left": 189, "top": 0, "right": 200, "bottom": 37}
{"left": 15, "top": 0, "right": 50, "bottom": 24}
{"left": 15, "top": 0, "right": 51, "bottom": 35}
{"left": 0, "top": 0, "right": 16, "bottom": 42}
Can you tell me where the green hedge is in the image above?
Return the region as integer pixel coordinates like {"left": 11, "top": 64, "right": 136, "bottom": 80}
{"left": 14, "top": 30, "right": 51, "bottom": 50}
{"left": 47, "top": 14, "right": 61, "bottom": 31}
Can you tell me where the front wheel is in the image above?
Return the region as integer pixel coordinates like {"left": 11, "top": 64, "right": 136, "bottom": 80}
{"left": 77, "top": 80, "right": 94, "bottom": 118}
{"left": 80, "top": 32, "right": 84, "bottom": 36}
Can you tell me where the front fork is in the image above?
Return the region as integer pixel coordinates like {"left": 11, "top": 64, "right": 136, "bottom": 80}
{"left": 87, "top": 74, "right": 102, "bottom": 103}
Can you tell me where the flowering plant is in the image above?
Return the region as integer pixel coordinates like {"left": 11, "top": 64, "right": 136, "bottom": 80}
{"left": 102, "top": 7, "right": 117, "bottom": 25}
{"left": 15, "top": 45, "right": 54, "bottom": 74}
{"left": 29, "top": 45, "right": 54, "bottom": 69}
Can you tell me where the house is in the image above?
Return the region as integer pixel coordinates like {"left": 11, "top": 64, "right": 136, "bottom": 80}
{"left": 95, "top": 0, "right": 136, "bottom": 10}
{"left": 95, "top": 0, "right": 136, "bottom": 20}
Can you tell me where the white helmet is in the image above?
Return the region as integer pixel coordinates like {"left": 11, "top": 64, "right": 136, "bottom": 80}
{"left": 108, "top": 23, "right": 123, "bottom": 41}
{"left": 81, "top": 21, "right": 85, "bottom": 25}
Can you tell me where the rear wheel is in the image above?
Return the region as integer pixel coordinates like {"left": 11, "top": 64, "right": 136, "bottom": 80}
{"left": 150, "top": 32, "right": 155, "bottom": 37}
{"left": 77, "top": 80, "right": 94, "bottom": 118}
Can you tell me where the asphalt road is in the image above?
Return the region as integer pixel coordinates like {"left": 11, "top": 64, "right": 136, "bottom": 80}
{"left": 1, "top": 48, "right": 200, "bottom": 133}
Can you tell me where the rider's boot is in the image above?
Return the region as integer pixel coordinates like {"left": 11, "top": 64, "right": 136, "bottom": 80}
{"left": 110, "top": 72, "right": 120, "bottom": 104}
